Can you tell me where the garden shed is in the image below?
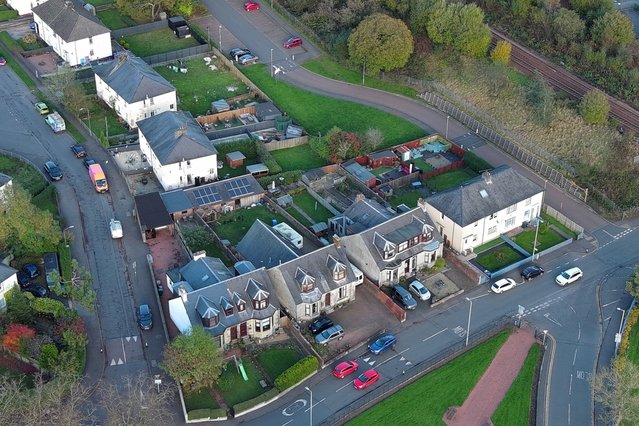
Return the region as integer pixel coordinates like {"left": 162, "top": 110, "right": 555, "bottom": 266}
{"left": 226, "top": 151, "right": 246, "bottom": 169}
{"left": 368, "top": 150, "right": 397, "bottom": 168}
{"left": 246, "top": 163, "right": 269, "bottom": 178}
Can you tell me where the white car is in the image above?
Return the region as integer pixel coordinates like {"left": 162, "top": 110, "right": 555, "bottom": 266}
{"left": 555, "top": 267, "right": 583, "bottom": 286}
{"left": 110, "top": 219, "right": 123, "bottom": 239}
{"left": 491, "top": 278, "right": 517, "bottom": 294}
{"left": 408, "top": 280, "right": 431, "bottom": 301}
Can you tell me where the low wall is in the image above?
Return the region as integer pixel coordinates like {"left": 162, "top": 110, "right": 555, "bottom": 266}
{"left": 365, "top": 279, "right": 406, "bottom": 323}
{"left": 444, "top": 250, "right": 484, "bottom": 285}
{"left": 206, "top": 121, "right": 274, "bottom": 140}
{"left": 384, "top": 171, "right": 420, "bottom": 190}
{"left": 263, "top": 135, "right": 308, "bottom": 151}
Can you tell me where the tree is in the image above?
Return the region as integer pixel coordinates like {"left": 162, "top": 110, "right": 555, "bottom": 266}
{"left": 43, "top": 65, "right": 75, "bottom": 100}
{"left": 454, "top": 4, "right": 491, "bottom": 58}
{"left": 592, "top": 358, "right": 639, "bottom": 425}
{"left": 348, "top": 13, "right": 414, "bottom": 74}
{"left": 526, "top": 72, "right": 555, "bottom": 125}
{"left": 552, "top": 8, "right": 585, "bottom": 48}
{"left": 579, "top": 89, "right": 610, "bottom": 124}
{"left": 626, "top": 265, "right": 639, "bottom": 299}
{"left": 173, "top": 0, "right": 196, "bottom": 17}
{"left": 100, "top": 373, "right": 175, "bottom": 426}
{"left": 116, "top": 0, "right": 174, "bottom": 21}
{"left": 363, "top": 128, "right": 384, "bottom": 151}
{"left": 2, "top": 323, "right": 35, "bottom": 352}
{"left": 5, "top": 288, "right": 34, "bottom": 325}
{"left": 491, "top": 40, "right": 512, "bottom": 65}
{"left": 410, "top": 0, "right": 440, "bottom": 35}
{"left": 591, "top": 11, "right": 634, "bottom": 55}
{"left": 510, "top": 0, "right": 531, "bottom": 19}
{"left": 383, "top": 0, "right": 410, "bottom": 18}
{"left": 161, "top": 326, "right": 222, "bottom": 392}
{"left": 49, "top": 259, "right": 96, "bottom": 311}
{"left": 570, "top": 0, "right": 613, "bottom": 23}
{"left": 425, "top": 0, "right": 456, "bottom": 46}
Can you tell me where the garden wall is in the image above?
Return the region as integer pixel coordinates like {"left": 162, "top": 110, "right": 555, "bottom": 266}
{"left": 383, "top": 171, "right": 420, "bottom": 190}
{"left": 197, "top": 107, "right": 256, "bottom": 124}
{"left": 262, "top": 135, "right": 308, "bottom": 151}
{"left": 206, "top": 121, "right": 275, "bottom": 140}
{"left": 419, "top": 160, "right": 465, "bottom": 180}
{"left": 365, "top": 279, "right": 406, "bottom": 323}
{"left": 444, "top": 250, "right": 485, "bottom": 285}
{"left": 543, "top": 205, "right": 584, "bottom": 237}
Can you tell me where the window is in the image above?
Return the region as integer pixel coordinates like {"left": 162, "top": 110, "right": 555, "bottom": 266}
{"left": 383, "top": 249, "right": 395, "bottom": 260}
{"left": 505, "top": 217, "right": 516, "bottom": 227}
{"left": 224, "top": 307, "right": 233, "bottom": 316}
{"left": 89, "top": 37, "right": 93, "bottom": 44}
{"left": 305, "top": 304, "right": 311, "bottom": 316}
{"left": 441, "top": 212, "right": 445, "bottom": 220}
{"left": 398, "top": 242, "right": 408, "bottom": 252}
{"left": 255, "top": 318, "right": 271, "bottom": 332}
{"left": 237, "top": 302, "right": 246, "bottom": 312}
{"left": 89, "top": 49, "right": 94, "bottom": 56}
{"left": 524, "top": 209, "right": 530, "bottom": 218}
{"left": 488, "top": 226, "right": 497, "bottom": 234}
{"left": 209, "top": 168, "right": 215, "bottom": 174}
{"left": 149, "top": 97, "right": 154, "bottom": 106}
{"left": 201, "top": 316, "right": 217, "bottom": 327}
{"left": 170, "top": 104, "right": 175, "bottom": 109}
{"left": 150, "top": 111, "right": 155, "bottom": 116}
{"left": 333, "top": 269, "right": 345, "bottom": 281}
{"left": 186, "top": 160, "right": 191, "bottom": 168}
{"left": 253, "top": 298, "right": 268, "bottom": 310}
{"left": 386, "top": 270, "right": 393, "bottom": 281}
{"left": 507, "top": 204, "right": 517, "bottom": 214}
{"left": 338, "top": 287, "right": 347, "bottom": 300}
{"left": 489, "top": 213, "right": 497, "bottom": 220}
{"left": 411, "top": 236, "right": 419, "bottom": 245}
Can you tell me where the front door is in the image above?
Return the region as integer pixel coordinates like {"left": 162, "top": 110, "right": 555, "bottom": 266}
{"left": 325, "top": 292, "right": 331, "bottom": 307}
{"left": 240, "top": 322, "right": 248, "bottom": 337}
{"left": 230, "top": 326, "right": 238, "bottom": 341}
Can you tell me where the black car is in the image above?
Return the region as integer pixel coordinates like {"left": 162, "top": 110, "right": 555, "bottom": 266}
{"left": 17, "top": 270, "right": 31, "bottom": 288}
{"left": 521, "top": 265, "right": 545, "bottom": 281}
{"left": 71, "top": 144, "right": 87, "bottom": 158}
{"left": 83, "top": 158, "right": 96, "bottom": 169}
{"left": 21, "top": 263, "right": 40, "bottom": 279}
{"left": 229, "top": 47, "right": 250, "bottom": 60}
{"left": 308, "top": 317, "right": 333, "bottom": 335}
{"left": 138, "top": 304, "right": 153, "bottom": 330}
{"left": 24, "top": 285, "right": 48, "bottom": 298}
{"left": 44, "top": 161, "right": 62, "bottom": 181}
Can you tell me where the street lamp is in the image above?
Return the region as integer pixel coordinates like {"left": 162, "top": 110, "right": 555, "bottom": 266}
{"left": 79, "top": 107, "right": 91, "bottom": 135}
{"left": 218, "top": 25, "right": 222, "bottom": 52}
{"left": 542, "top": 329, "right": 548, "bottom": 345}
{"left": 63, "top": 225, "right": 75, "bottom": 247}
{"left": 445, "top": 115, "right": 450, "bottom": 140}
{"left": 305, "top": 386, "right": 312, "bottom": 426}
{"left": 207, "top": 26, "right": 210, "bottom": 49}
{"left": 615, "top": 307, "right": 626, "bottom": 355}
{"left": 270, "top": 48, "right": 274, "bottom": 78}
{"left": 531, "top": 217, "right": 543, "bottom": 261}
{"left": 362, "top": 57, "right": 366, "bottom": 85}
{"left": 465, "top": 297, "right": 472, "bottom": 347}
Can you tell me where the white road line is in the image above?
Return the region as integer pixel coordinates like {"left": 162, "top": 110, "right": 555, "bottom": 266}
{"left": 377, "top": 348, "right": 410, "bottom": 368}
{"left": 120, "top": 337, "right": 127, "bottom": 364}
{"left": 577, "top": 322, "right": 581, "bottom": 341}
{"left": 282, "top": 420, "right": 293, "bottom": 426}
{"left": 569, "top": 373, "right": 573, "bottom": 395}
{"left": 604, "top": 316, "right": 611, "bottom": 322}
{"left": 573, "top": 349, "right": 578, "bottom": 366}
{"left": 336, "top": 381, "right": 352, "bottom": 392}
{"left": 304, "top": 398, "right": 325, "bottom": 413}
{"left": 602, "top": 299, "right": 621, "bottom": 308}
{"left": 568, "top": 403, "right": 571, "bottom": 425}
{"left": 423, "top": 328, "right": 448, "bottom": 342}
{"left": 569, "top": 305, "right": 576, "bottom": 314}
{"left": 603, "top": 229, "right": 614, "bottom": 238}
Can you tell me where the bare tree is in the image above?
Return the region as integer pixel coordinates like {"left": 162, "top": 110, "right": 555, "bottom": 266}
{"left": 100, "top": 372, "right": 176, "bottom": 426}
{"left": 592, "top": 358, "right": 639, "bottom": 425}
{"left": 363, "top": 128, "right": 384, "bottom": 151}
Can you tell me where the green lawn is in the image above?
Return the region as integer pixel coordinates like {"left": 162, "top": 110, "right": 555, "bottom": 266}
{"left": 80, "top": 101, "right": 129, "bottom": 138}
{"left": 492, "top": 344, "right": 541, "bottom": 426}
{"left": 155, "top": 57, "right": 250, "bottom": 116}
{"left": 303, "top": 55, "right": 418, "bottom": 98}
{"left": 474, "top": 238, "right": 504, "bottom": 254}
{"left": 541, "top": 212, "right": 578, "bottom": 240}
{"left": 371, "top": 166, "right": 392, "bottom": 177}
{"left": 269, "top": 144, "right": 328, "bottom": 172}
{"left": 476, "top": 246, "right": 525, "bottom": 272}
{"left": 97, "top": 8, "right": 137, "bottom": 30}
{"left": 0, "top": 9, "right": 18, "bottom": 22}
{"left": 87, "top": 0, "right": 114, "bottom": 5}
{"left": 348, "top": 331, "right": 510, "bottom": 425}
{"left": 292, "top": 191, "right": 333, "bottom": 224}
{"left": 425, "top": 168, "right": 477, "bottom": 192}
{"left": 512, "top": 227, "right": 566, "bottom": 254}
{"left": 213, "top": 206, "right": 286, "bottom": 245}
{"left": 241, "top": 65, "right": 426, "bottom": 147}
{"left": 257, "top": 348, "right": 301, "bottom": 380}
{"left": 412, "top": 157, "right": 435, "bottom": 172}
{"left": 179, "top": 223, "right": 233, "bottom": 266}
{"left": 218, "top": 356, "right": 266, "bottom": 406}
{"left": 121, "top": 28, "right": 200, "bottom": 58}
{"left": 388, "top": 190, "right": 424, "bottom": 208}
{"left": 0, "top": 155, "right": 49, "bottom": 197}
{"left": 286, "top": 206, "right": 313, "bottom": 226}
{"left": 184, "top": 388, "right": 220, "bottom": 411}
{"left": 625, "top": 314, "right": 639, "bottom": 366}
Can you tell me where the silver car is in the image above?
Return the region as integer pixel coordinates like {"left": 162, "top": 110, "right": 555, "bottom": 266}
{"left": 238, "top": 54, "right": 259, "bottom": 65}
{"left": 315, "top": 325, "right": 344, "bottom": 345}
{"left": 408, "top": 280, "right": 431, "bottom": 301}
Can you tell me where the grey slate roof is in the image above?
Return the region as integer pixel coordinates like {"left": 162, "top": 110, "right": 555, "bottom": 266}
{"left": 425, "top": 165, "right": 544, "bottom": 227}
{"left": 236, "top": 220, "right": 300, "bottom": 269}
{"left": 168, "top": 256, "right": 235, "bottom": 292}
{"left": 344, "top": 161, "right": 375, "bottom": 183}
{"left": 226, "top": 151, "right": 246, "bottom": 161}
{"left": 160, "top": 189, "right": 194, "bottom": 213}
{"left": 183, "top": 268, "right": 279, "bottom": 337}
{"left": 33, "top": 0, "right": 109, "bottom": 42}
{"left": 93, "top": 53, "right": 175, "bottom": 103}
{"left": 368, "top": 150, "right": 397, "bottom": 161}
{"left": 0, "top": 263, "right": 17, "bottom": 282}
{"left": 254, "top": 102, "right": 281, "bottom": 120}
{"left": 134, "top": 192, "right": 173, "bottom": 229}
{"left": 137, "top": 111, "right": 217, "bottom": 165}
{"left": 339, "top": 198, "right": 396, "bottom": 234}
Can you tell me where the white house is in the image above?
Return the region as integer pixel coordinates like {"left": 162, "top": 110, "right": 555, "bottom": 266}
{"left": 7, "top": 0, "right": 48, "bottom": 16}
{"left": 93, "top": 53, "right": 177, "bottom": 129}
{"left": 422, "top": 165, "right": 545, "bottom": 254}
{"left": 0, "top": 264, "right": 18, "bottom": 311}
{"left": 137, "top": 111, "right": 218, "bottom": 191}
{"left": 32, "top": 0, "right": 111, "bottom": 67}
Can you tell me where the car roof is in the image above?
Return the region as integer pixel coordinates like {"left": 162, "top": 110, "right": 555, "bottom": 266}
{"left": 523, "top": 265, "right": 540, "bottom": 272}
{"left": 564, "top": 267, "right": 582, "bottom": 274}
{"left": 410, "top": 281, "right": 425, "bottom": 288}
{"left": 140, "top": 304, "right": 150, "bottom": 313}
{"left": 45, "top": 160, "right": 57, "bottom": 167}
{"left": 494, "top": 278, "right": 512, "bottom": 285}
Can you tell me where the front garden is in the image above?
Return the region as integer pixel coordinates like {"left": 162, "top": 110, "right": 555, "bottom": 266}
{"left": 476, "top": 245, "right": 525, "bottom": 272}
{"left": 119, "top": 28, "right": 201, "bottom": 58}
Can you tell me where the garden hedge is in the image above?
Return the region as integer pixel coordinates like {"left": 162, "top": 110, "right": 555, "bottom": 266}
{"left": 187, "top": 408, "right": 227, "bottom": 420}
{"left": 234, "top": 388, "right": 279, "bottom": 413}
{"left": 274, "top": 355, "right": 318, "bottom": 391}
{"left": 31, "top": 298, "right": 68, "bottom": 319}
{"left": 255, "top": 141, "right": 282, "bottom": 174}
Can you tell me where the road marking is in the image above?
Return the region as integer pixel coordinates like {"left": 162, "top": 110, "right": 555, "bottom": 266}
{"left": 569, "top": 305, "right": 576, "bottom": 314}
{"left": 602, "top": 299, "right": 621, "bottom": 308}
{"left": 544, "top": 313, "right": 562, "bottom": 327}
{"left": 604, "top": 316, "right": 611, "bottom": 322}
{"left": 576, "top": 370, "right": 592, "bottom": 381}
{"left": 452, "top": 326, "right": 467, "bottom": 338}
{"left": 120, "top": 337, "right": 127, "bottom": 364}
{"left": 336, "top": 381, "right": 352, "bottom": 392}
{"left": 377, "top": 348, "right": 410, "bottom": 368}
{"left": 282, "top": 399, "right": 307, "bottom": 416}
{"left": 569, "top": 373, "right": 573, "bottom": 395}
{"left": 577, "top": 322, "right": 581, "bottom": 341}
{"left": 423, "top": 328, "right": 448, "bottom": 342}
{"left": 568, "top": 402, "right": 571, "bottom": 425}
{"left": 573, "top": 349, "right": 578, "bottom": 366}
{"left": 304, "top": 398, "right": 325, "bottom": 413}
{"left": 282, "top": 420, "right": 293, "bottom": 426}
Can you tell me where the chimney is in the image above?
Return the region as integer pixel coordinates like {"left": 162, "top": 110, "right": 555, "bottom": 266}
{"left": 193, "top": 250, "right": 206, "bottom": 261}
{"left": 355, "top": 193, "right": 365, "bottom": 203}
{"left": 333, "top": 234, "right": 341, "bottom": 248}
{"left": 417, "top": 198, "right": 427, "bottom": 212}
{"left": 482, "top": 171, "right": 492, "bottom": 184}
{"left": 178, "top": 286, "right": 188, "bottom": 302}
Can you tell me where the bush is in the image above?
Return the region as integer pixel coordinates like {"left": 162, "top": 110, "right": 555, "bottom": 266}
{"left": 6, "top": 289, "right": 35, "bottom": 325}
{"left": 31, "top": 298, "right": 69, "bottom": 319}
{"left": 187, "top": 408, "right": 227, "bottom": 420}
{"left": 463, "top": 151, "right": 493, "bottom": 173}
{"left": 254, "top": 141, "right": 283, "bottom": 175}
{"left": 3, "top": 323, "right": 36, "bottom": 352}
{"left": 39, "top": 343, "right": 59, "bottom": 370}
{"left": 274, "top": 356, "right": 318, "bottom": 391}
{"left": 579, "top": 89, "right": 609, "bottom": 124}
{"left": 234, "top": 388, "right": 279, "bottom": 413}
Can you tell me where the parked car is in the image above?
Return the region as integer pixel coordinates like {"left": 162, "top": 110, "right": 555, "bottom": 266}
{"left": 491, "top": 278, "right": 517, "bottom": 294}
{"left": 315, "top": 325, "right": 344, "bottom": 345}
{"left": 229, "top": 48, "right": 251, "bottom": 60}
{"left": 0, "top": 56, "right": 6, "bottom": 66}
{"left": 35, "top": 102, "right": 49, "bottom": 115}
{"left": 353, "top": 369, "right": 380, "bottom": 390}
{"left": 392, "top": 285, "right": 417, "bottom": 310}
{"left": 284, "top": 37, "right": 302, "bottom": 48}
{"left": 309, "top": 316, "right": 333, "bottom": 335}
{"left": 369, "top": 334, "right": 397, "bottom": 355}
{"left": 521, "top": 265, "right": 544, "bottom": 281}
{"left": 556, "top": 267, "right": 583, "bottom": 286}
{"left": 408, "top": 280, "right": 431, "bottom": 301}
{"left": 71, "top": 144, "right": 87, "bottom": 158}
{"left": 238, "top": 54, "right": 259, "bottom": 65}
{"left": 21, "top": 263, "right": 40, "bottom": 280}
{"left": 24, "top": 285, "right": 48, "bottom": 297}
{"left": 110, "top": 219, "right": 123, "bottom": 239}
{"left": 83, "top": 158, "right": 96, "bottom": 169}
{"left": 44, "top": 161, "right": 62, "bottom": 181}
{"left": 244, "top": 1, "right": 260, "bottom": 11}
{"left": 138, "top": 304, "right": 153, "bottom": 330}
{"left": 332, "top": 360, "right": 359, "bottom": 379}
{"left": 17, "top": 270, "right": 32, "bottom": 288}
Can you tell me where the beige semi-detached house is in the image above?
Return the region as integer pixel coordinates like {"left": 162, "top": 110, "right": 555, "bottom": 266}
{"left": 422, "top": 165, "right": 545, "bottom": 254}
{"left": 93, "top": 53, "right": 177, "bottom": 129}
{"left": 32, "top": 0, "right": 111, "bottom": 67}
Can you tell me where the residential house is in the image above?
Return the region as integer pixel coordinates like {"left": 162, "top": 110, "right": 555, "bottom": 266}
{"left": 0, "top": 264, "right": 18, "bottom": 311}
{"left": 236, "top": 220, "right": 302, "bottom": 269}
{"left": 168, "top": 268, "right": 280, "bottom": 347}
{"left": 137, "top": 111, "right": 218, "bottom": 191}
{"left": 267, "top": 244, "right": 362, "bottom": 322}
{"left": 422, "top": 166, "right": 544, "bottom": 254}
{"left": 32, "top": 0, "right": 111, "bottom": 66}
{"left": 166, "top": 252, "right": 234, "bottom": 294}
{"left": 328, "top": 194, "right": 396, "bottom": 236}
{"left": 341, "top": 206, "right": 443, "bottom": 286}
{"left": 93, "top": 53, "right": 177, "bottom": 129}
{"left": 7, "top": 0, "right": 48, "bottom": 16}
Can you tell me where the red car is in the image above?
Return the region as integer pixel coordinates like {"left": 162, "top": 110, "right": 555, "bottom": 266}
{"left": 244, "top": 1, "right": 260, "bottom": 11}
{"left": 284, "top": 37, "right": 302, "bottom": 48}
{"left": 332, "top": 360, "right": 359, "bottom": 379}
{"left": 353, "top": 369, "right": 379, "bottom": 390}
{"left": 0, "top": 56, "right": 6, "bottom": 66}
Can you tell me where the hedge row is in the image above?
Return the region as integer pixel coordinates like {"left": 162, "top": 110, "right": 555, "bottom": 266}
{"left": 255, "top": 141, "right": 282, "bottom": 175}
{"left": 234, "top": 387, "right": 279, "bottom": 413}
{"left": 187, "top": 408, "right": 227, "bottom": 421}
{"left": 463, "top": 151, "right": 493, "bottom": 174}
{"left": 31, "top": 298, "right": 70, "bottom": 320}
{"left": 274, "top": 355, "right": 318, "bottom": 391}
{"left": 0, "top": 10, "right": 18, "bottom": 22}
{"left": 618, "top": 307, "right": 639, "bottom": 358}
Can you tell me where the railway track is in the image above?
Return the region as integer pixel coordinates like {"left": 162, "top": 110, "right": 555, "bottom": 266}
{"left": 491, "top": 29, "right": 639, "bottom": 135}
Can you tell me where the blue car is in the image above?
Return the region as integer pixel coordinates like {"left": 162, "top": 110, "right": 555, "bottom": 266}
{"left": 369, "top": 334, "right": 397, "bottom": 355}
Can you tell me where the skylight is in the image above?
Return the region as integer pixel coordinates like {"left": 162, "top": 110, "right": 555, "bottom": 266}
{"left": 479, "top": 189, "right": 488, "bottom": 198}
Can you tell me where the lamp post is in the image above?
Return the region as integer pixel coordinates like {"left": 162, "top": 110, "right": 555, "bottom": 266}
{"left": 615, "top": 307, "right": 626, "bottom": 355}
{"left": 362, "top": 57, "right": 366, "bottom": 85}
{"left": 79, "top": 107, "right": 91, "bottom": 135}
{"left": 305, "top": 386, "right": 312, "bottom": 426}
{"left": 207, "top": 26, "right": 210, "bottom": 49}
{"left": 465, "top": 297, "right": 472, "bottom": 347}
{"left": 531, "top": 217, "right": 543, "bottom": 261}
{"left": 218, "top": 25, "right": 222, "bottom": 52}
{"left": 542, "top": 329, "right": 548, "bottom": 345}
{"left": 63, "top": 225, "right": 75, "bottom": 247}
{"left": 445, "top": 115, "right": 450, "bottom": 140}
{"left": 270, "top": 48, "right": 274, "bottom": 78}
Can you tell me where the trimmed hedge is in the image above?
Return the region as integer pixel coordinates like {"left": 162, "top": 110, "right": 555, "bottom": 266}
{"left": 31, "top": 298, "right": 69, "bottom": 319}
{"left": 234, "top": 387, "right": 279, "bottom": 413}
{"left": 187, "top": 408, "right": 227, "bottom": 420}
{"left": 255, "top": 141, "right": 283, "bottom": 174}
{"left": 0, "top": 10, "right": 18, "bottom": 22}
{"left": 463, "top": 151, "right": 493, "bottom": 174}
{"left": 274, "top": 355, "right": 318, "bottom": 391}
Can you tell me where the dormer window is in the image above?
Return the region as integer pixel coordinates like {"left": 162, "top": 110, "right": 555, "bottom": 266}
{"left": 89, "top": 37, "right": 93, "bottom": 44}
{"left": 233, "top": 292, "right": 246, "bottom": 312}
{"left": 295, "top": 267, "right": 315, "bottom": 293}
{"left": 384, "top": 248, "right": 395, "bottom": 260}
{"left": 398, "top": 242, "right": 408, "bottom": 252}
{"left": 327, "top": 255, "right": 347, "bottom": 281}
{"left": 237, "top": 302, "right": 246, "bottom": 312}
{"left": 246, "top": 278, "right": 270, "bottom": 311}
{"left": 202, "top": 315, "right": 218, "bottom": 328}
{"left": 224, "top": 306, "right": 233, "bottom": 316}
{"left": 253, "top": 298, "right": 268, "bottom": 310}
{"left": 221, "top": 297, "right": 233, "bottom": 317}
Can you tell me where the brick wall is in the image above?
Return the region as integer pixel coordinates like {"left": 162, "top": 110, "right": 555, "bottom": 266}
{"left": 364, "top": 279, "right": 406, "bottom": 323}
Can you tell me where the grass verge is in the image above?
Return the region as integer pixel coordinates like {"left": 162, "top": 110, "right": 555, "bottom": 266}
{"left": 348, "top": 330, "right": 510, "bottom": 425}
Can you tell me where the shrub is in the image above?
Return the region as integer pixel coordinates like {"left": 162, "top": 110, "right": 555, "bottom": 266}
{"left": 39, "top": 343, "right": 59, "bottom": 370}
{"left": 579, "top": 90, "right": 609, "bottom": 124}
{"left": 31, "top": 298, "right": 69, "bottom": 319}
{"left": 5, "top": 288, "right": 35, "bottom": 325}
{"left": 463, "top": 151, "right": 493, "bottom": 173}
{"left": 234, "top": 388, "right": 279, "bottom": 413}
{"left": 274, "top": 356, "right": 318, "bottom": 391}
{"left": 255, "top": 141, "right": 283, "bottom": 174}
{"left": 187, "top": 408, "right": 227, "bottom": 420}
{"left": 3, "top": 323, "right": 36, "bottom": 352}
